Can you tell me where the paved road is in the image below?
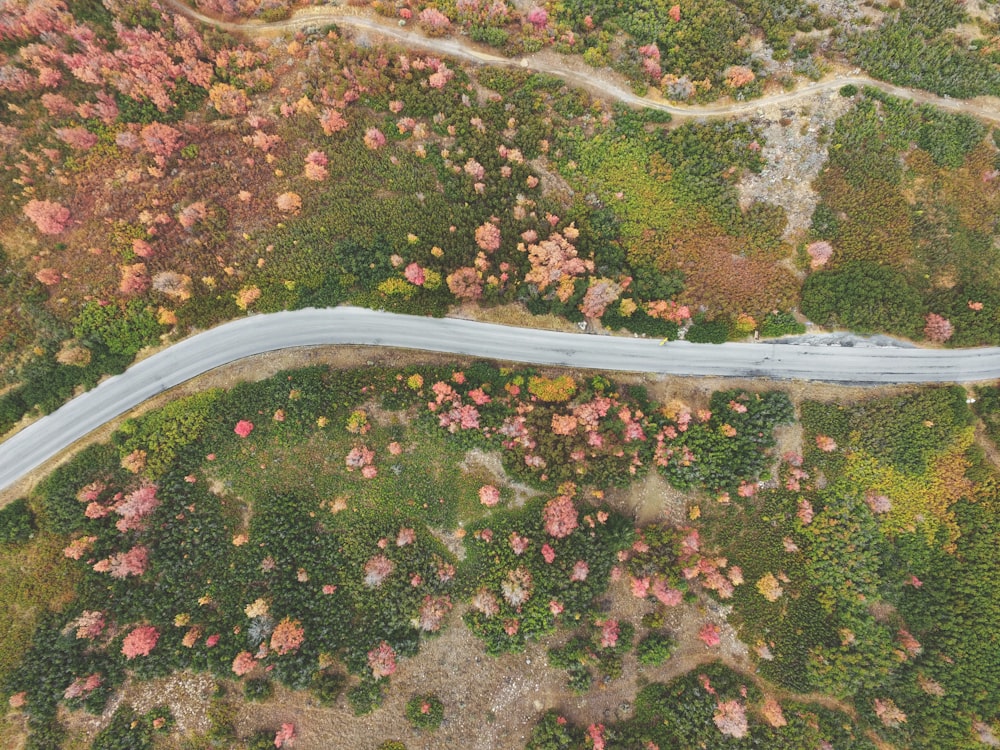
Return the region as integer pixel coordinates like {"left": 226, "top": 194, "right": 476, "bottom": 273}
{"left": 162, "top": 0, "right": 1000, "bottom": 125}
{"left": 1, "top": 306, "right": 999, "bottom": 493}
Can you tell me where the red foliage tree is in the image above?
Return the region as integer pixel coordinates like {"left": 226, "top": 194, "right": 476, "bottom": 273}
{"left": 319, "top": 108, "right": 348, "bottom": 135}
{"left": 475, "top": 221, "right": 501, "bottom": 252}
{"left": 234, "top": 420, "right": 254, "bottom": 437}
{"left": 122, "top": 625, "right": 159, "bottom": 659}
{"left": 446, "top": 266, "right": 483, "bottom": 300}
{"left": 924, "top": 313, "right": 953, "bottom": 343}
{"left": 270, "top": 617, "right": 305, "bottom": 655}
{"left": 54, "top": 126, "right": 97, "bottom": 150}
{"left": 231, "top": 651, "right": 256, "bottom": 676}
{"left": 23, "top": 199, "right": 70, "bottom": 234}
{"left": 542, "top": 494, "right": 578, "bottom": 538}
{"left": 714, "top": 700, "right": 748, "bottom": 738}
{"left": 35, "top": 267, "right": 61, "bottom": 285}
{"left": 119, "top": 263, "right": 150, "bottom": 295}
{"left": 367, "top": 641, "right": 397, "bottom": 680}
{"left": 140, "top": 122, "right": 183, "bottom": 163}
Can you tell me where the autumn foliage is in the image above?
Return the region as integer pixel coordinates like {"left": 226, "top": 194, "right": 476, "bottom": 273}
{"left": 122, "top": 625, "right": 160, "bottom": 659}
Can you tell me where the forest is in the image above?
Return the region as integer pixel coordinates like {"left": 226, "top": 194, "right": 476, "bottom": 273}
{"left": 0, "top": 360, "right": 998, "bottom": 748}
{"left": 1, "top": 0, "right": 1000, "bottom": 747}
{"left": 2, "top": 0, "right": 999, "bottom": 435}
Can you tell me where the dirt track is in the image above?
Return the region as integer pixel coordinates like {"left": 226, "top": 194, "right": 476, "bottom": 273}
{"left": 161, "top": 0, "right": 1000, "bottom": 124}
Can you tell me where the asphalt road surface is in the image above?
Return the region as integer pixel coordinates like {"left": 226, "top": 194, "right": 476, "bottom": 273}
{"left": 1, "top": 306, "right": 999, "bottom": 492}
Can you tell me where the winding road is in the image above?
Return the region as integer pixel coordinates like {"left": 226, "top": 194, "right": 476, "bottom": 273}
{"left": 162, "top": 0, "right": 1000, "bottom": 124}
{"left": 1, "top": 306, "right": 999, "bottom": 494}
{"left": 3, "top": 6, "right": 998, "bottom": 495}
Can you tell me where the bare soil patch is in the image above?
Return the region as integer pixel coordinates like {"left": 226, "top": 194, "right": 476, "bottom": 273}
{"left": 605, "top": 469, "right": 694, "bottom": 526}
{"left": 99, "top": 571, "right": 759, "bottom": 750}
{"left": 460, "top": 448, "right": 542, "bottom": 507}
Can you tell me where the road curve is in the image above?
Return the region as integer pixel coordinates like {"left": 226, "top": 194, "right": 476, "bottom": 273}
{"left": 1, "top": 306, "right": 999, "bottom": 492}
{"left": 162, "top": 0, "right": 1000, "bottom": 124}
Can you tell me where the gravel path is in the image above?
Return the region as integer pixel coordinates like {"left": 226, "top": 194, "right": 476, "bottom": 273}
{"left": 161, "top": 0, "right": 1000, "bottom": 124}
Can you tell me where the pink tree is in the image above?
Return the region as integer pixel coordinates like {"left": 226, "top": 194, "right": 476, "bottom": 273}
{"left": 699, "top": 622, "right": 721, "bottom": 647}
{"left": 122, "top": 625, "right": 160, "bottom": 659}
{"left": 231, "top": 651, "right": 256, "bottom": 676}
{"left": 475, "top": 221, "right": 502, "bottom": 252}
{"left": 35, "top": 267, "right": 61, "bottom": 285}
{"left": 270, "top": 617, "right": 305, "bottom": 655}
{"left": 114, "top": 484, "right": 160, "bottom": 532}
{"left": 140, "top": 122, "right": 183, "bottom": 162}
{"left": 177, "top": 201, "right": 208, "bottom": 229}
{"left": 447, "top": 267, "right": 483, "bottom": 300}
{"left": 274, "top": 723, "right": 296, "bottom": 748}
{"left": 93, "top": 545, "right": 150, "bottom": 579}
{"left": 526, "top": 7, "right": 549, "bottom": 29}
{"left": 417, "top": 595, "right": 452, "bottom": 632}
{"left": 319, "top": 108, "right": 348, "bottom": 135}
{"left": 418, "top": 7, "right": 451, "bottom": 35}
{"left": 119, "top": 263, "right": 150, "bottom": 295}
{"left": 404, "top": 262, "right": 426, "bottom": 286}
{"left": 303, "top": 150, "right": 329, "bottom": 181}
{"left": 23, "top": 199, "right": 70, "bottom": 234}
{"left": 579, "top": 278, "right": 622, "bottom": 318}
{"left": 479, "top": 485, "right": 500, "bottom": 507}
{"left": 364, "top": 554, "right": 395, "bottom": 587}
{"left": 806, "top": 241, "right": 833, "bottom": 269}
{"left": 367, "top": 641, "right": 397, "bottom": 680}
{"left": 542, "top": 495, "right": 578, "bottom": 538}
{"left": 54, "top": 126, "right": 97, "bottom": 150}
{"left": 234, "top": 420, "right": 254, "bottom": 437}
{"left": 713, "top": 700, "right": 748, "bottom": 738}
{"left": 569, "top": 560, "right": 589, "bottom": 582}
{"left": 523, "top": 229, "right": 594, "bottom": 302}
{"left": 597, "top": 619, "right": 620, "bottom": 649}
{"left": 924, "top": 313, "right": 953, "bottom": 343}
{"left": 363, "top": 127, "right": 386, "bottom": 150}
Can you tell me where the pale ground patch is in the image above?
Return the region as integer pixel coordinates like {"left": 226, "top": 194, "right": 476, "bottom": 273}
{"left": 69, "top": 579, "right": 757, "bottom": 750}
{"left": 605, "top": 469, "right": 693, "bottom": 526}
{"left": 736, "top": 89, "right": 855, "bottom": 243}
{"left": 460, "top": 448, "right": 542, "bottom": 507}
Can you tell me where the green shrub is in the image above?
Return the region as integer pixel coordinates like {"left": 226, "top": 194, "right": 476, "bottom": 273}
{"left": 636, "top": 631, "right": 677, "bottom": 666}
{"left": 348, "top": 679, "right": 384, "bottom": 715}
{"left": 760, "top": 311, "right": 805, "bottom": 338}
{"left": 246, "top": 731, "right": 279, "bottom": 750}
{"left": 686, "top": 318, "right": 730, "bottom": 343}
{"left": 0, "top": 498, "right": 35, "bottom": 545}
{"left": 800, "top": 261, "right": 923, "bottom": 337}
{"left": 405, "top": 694, "right": 444, "bottom": 730}
{"left": 244, "top": 677, "right": 274, "bottom": 702}
{"left": 311, "top": 669, "right": 347, "bottom": 706}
